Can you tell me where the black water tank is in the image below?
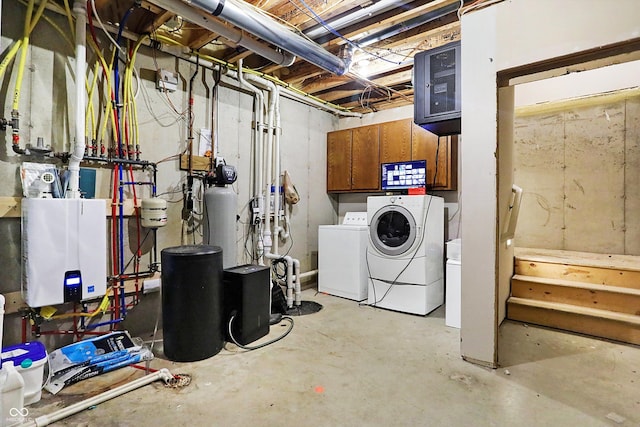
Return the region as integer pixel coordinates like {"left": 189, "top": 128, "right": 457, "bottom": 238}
{"left": 161, "top": 245, "right": 224, "bottom": 362}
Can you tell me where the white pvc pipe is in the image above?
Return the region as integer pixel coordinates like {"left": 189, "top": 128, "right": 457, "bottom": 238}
{"left": 272, "top": 87, "right": 282, "bottom": 252}
{"left": 20, "top": 369, "right": 173, "bottom": 427}
{"left": 279, "top": 88, "right": 363, "bottom": 118}
{"left": 283, "top": 254, "right": 294, "bottom": 308}
{"left": 243, "top": 72, "right": 302, "bottom": 308}
{"left": 297, "top": 269, "right": 318, "bottom": 280}
{"left": 233, "top": 64, "right": 304, "bottom": 308}
{"left": 293, "top": 258, "right": 301, "bottom": 306}
{"left": 237, "top": 59, "right": 266, "bottom": 263}
{"left": 66, "top": 0, "right": 87, "bottom": 199}
{"left": 256, "top": 76, "right": 276, "bottom": 257}
{"left": 187, "top": 55, "right": 362, "bottom": 119}
{"left": 281, "top": 207, "right": 291, "bottom": 239}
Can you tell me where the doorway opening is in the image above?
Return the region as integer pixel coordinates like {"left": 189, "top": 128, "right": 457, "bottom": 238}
{"left": 497, "top": 41, "right": 640, "bottom": 360}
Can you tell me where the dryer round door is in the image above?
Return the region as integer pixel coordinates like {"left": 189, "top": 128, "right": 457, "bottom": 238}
{"left": 369, "top": 205, "right": 417, "bottom": 256}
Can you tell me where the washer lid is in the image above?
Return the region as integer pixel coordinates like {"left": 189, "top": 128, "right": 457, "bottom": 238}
{"left": 369, "top": 205, "right": 417, "bottom": 256}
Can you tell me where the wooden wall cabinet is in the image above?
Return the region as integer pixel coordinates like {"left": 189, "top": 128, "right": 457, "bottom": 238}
{"left": 380, "top": 119, "right": 412, "bottom": 164}
{"left": 351, "top": 125, "right": 380, "bottom": 190}
{"left": 326, "top": 129, "right": 352, "bottom": 192}
{"left": 411, "top": 123, "right": 458, "bottom": 191}
{"left": 327, "top": 119, "right": 457, "bottom": 193}
{"left": 326, "top": 126, "right": 380, "bottom": 192}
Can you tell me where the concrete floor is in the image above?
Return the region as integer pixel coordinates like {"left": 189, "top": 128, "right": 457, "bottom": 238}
{"left": 25, "top": 288, "right": 640, "bottom": 426}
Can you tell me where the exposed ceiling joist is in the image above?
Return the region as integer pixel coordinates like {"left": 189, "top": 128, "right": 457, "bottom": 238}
{"left": 88, "top": 0, "right": 463, "bottom": 112}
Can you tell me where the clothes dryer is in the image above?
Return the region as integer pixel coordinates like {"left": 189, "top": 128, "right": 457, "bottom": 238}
{"left": 367, "top": 195, "right": 444, "bottom": 315}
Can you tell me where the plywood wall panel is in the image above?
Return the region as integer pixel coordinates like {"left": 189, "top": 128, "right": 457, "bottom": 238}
{"left": 564, "top": 102, "right": 625, "bottom": 253}
{"left": 514, "top": 114, "right": 565, "bottom": 249}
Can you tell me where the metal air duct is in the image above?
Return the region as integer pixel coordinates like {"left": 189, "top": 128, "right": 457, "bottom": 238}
{"left": 150, "top": 0, "right": 295, "bottom": 66}
{"left": 358, "top": 2, "right": 459, "bottom": 47}
{"left": 304, "top": 0, "right": 401, "bottom": 40}
{"left": 185, "top": 0, "right": 350, "bottom": 75}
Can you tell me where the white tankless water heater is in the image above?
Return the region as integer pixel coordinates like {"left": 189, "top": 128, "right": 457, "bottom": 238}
{"left": 22, "top": 198, "right": 107, "bottom": 307}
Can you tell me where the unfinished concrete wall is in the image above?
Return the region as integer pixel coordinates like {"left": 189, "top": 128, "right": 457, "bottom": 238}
{"left": 0, "top": 3, "right": 337, "bottom": 347}
{"left": 514, "top": 91, "right": 638, "bottom": 255}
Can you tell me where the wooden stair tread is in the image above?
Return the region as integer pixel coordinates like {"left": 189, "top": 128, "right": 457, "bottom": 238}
{"left": 512, "top": 274, "right": 640, "bottom": 296}
{"left": 514, "top": 247, "right": 640, "bottom": 272}
{"left": 507, "top": 297, "right": 640, "bottom": 325}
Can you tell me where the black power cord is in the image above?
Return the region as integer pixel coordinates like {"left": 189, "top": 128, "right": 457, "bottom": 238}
{"left": 227, "top": 314, "right": 294, "bottom": 351}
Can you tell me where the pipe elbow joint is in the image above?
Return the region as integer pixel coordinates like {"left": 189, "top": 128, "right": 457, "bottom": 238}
{"left": 12, "top": 144, "right": 27, "bottom": 155}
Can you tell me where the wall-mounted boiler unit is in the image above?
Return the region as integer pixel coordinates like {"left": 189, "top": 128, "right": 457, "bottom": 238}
{"left": 22, "top": 198, "right": 107, "bottom": 307}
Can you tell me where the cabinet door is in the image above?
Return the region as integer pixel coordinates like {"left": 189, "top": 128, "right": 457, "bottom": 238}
{"left": 380, "top": 119, "right": 412, "bottom": 164}
{"left": 327, "top": 130, "right": 352, "bottom": 192}
{"left": 411, "top": 124, "right": 458, "bottom": 190}
{"left": 352, "top": 125, "right": 380, "bottom": 191}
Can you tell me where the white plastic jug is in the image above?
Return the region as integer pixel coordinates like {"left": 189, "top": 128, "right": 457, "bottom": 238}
{"left": 0, "top": 362, "right": 25, "bottom": 427}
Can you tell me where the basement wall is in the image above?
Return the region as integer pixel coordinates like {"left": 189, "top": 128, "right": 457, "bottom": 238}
{"left": 0, "top": 3, "right": 337, "bottom": 347}
{"left": 513, "top": 89, "right": 640, "bottom": 255}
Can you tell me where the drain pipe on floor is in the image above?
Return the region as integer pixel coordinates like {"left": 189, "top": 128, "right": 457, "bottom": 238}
{"left": 19, "top": 369, "right": 174, "bottom": 427}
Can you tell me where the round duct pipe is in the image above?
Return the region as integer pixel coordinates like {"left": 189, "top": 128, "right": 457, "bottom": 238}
{"left": 151, "top": 0, "right": 295, "bottom": 66}
{"left": 185, "top": 0, "right": 350, "bottom": 75}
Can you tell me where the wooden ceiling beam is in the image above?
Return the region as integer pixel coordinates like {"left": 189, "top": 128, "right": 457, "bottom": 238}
{"left": 343, "top": 88, "right": 415, "bottom": 112}
{"left": 322, "top": 0, "right": 459, "bottom": 48}
{"left": 264, "top": 10, "right": 459, "bottom": 85}
{"left": 316, "top": 68, "right": 413, "bottom": 102}
{"left": 263, "top": 0, "right": 349, "bottom": 30}
{"left": 299, "top": 75, "right": 354, "bottom": 94}
{"left": 141, "top": 9, "right": 172, "bottom": 34}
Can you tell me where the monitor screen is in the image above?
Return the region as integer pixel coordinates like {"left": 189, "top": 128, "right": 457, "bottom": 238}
{"left": 381, "top": 160, "right": 427, "bottom": 191}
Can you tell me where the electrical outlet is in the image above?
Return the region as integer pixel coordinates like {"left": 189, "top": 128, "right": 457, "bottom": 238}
{"left": 156, "top": 69, "right": 178, "bottom": 92}
{"left": 251, "top": 198, "right": 261, "bottom": 224}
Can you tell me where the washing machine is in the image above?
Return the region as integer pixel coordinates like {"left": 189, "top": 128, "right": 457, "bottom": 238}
{"left": 367, "top": 195, "right": 444, "bottom": 315}
{"left": 318, "top": 212, "right": 369, "bottom": 301}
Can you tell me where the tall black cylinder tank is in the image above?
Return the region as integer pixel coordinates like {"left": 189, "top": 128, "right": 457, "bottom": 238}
{"left": 161, "top": 245, "right": 223, "bottom": 362}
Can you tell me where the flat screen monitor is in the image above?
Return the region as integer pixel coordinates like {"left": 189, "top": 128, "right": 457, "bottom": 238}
{"left": 381, "top": 160, "right": 427, "bottom": 191}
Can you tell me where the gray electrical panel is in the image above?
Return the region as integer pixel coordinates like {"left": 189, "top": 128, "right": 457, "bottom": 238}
{"left": 413, "top": 41, "right": 461, "bottom": 136}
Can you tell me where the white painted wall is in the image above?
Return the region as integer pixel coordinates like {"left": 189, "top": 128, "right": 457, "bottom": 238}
{"left": 460, "top": 0, "right": 640, "bottom": 367}
{"left": 516, "top": 60, "right": 640, "bottom": 107}
{"left": 338, "top": 105, "right": 413, "bottom": 130}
